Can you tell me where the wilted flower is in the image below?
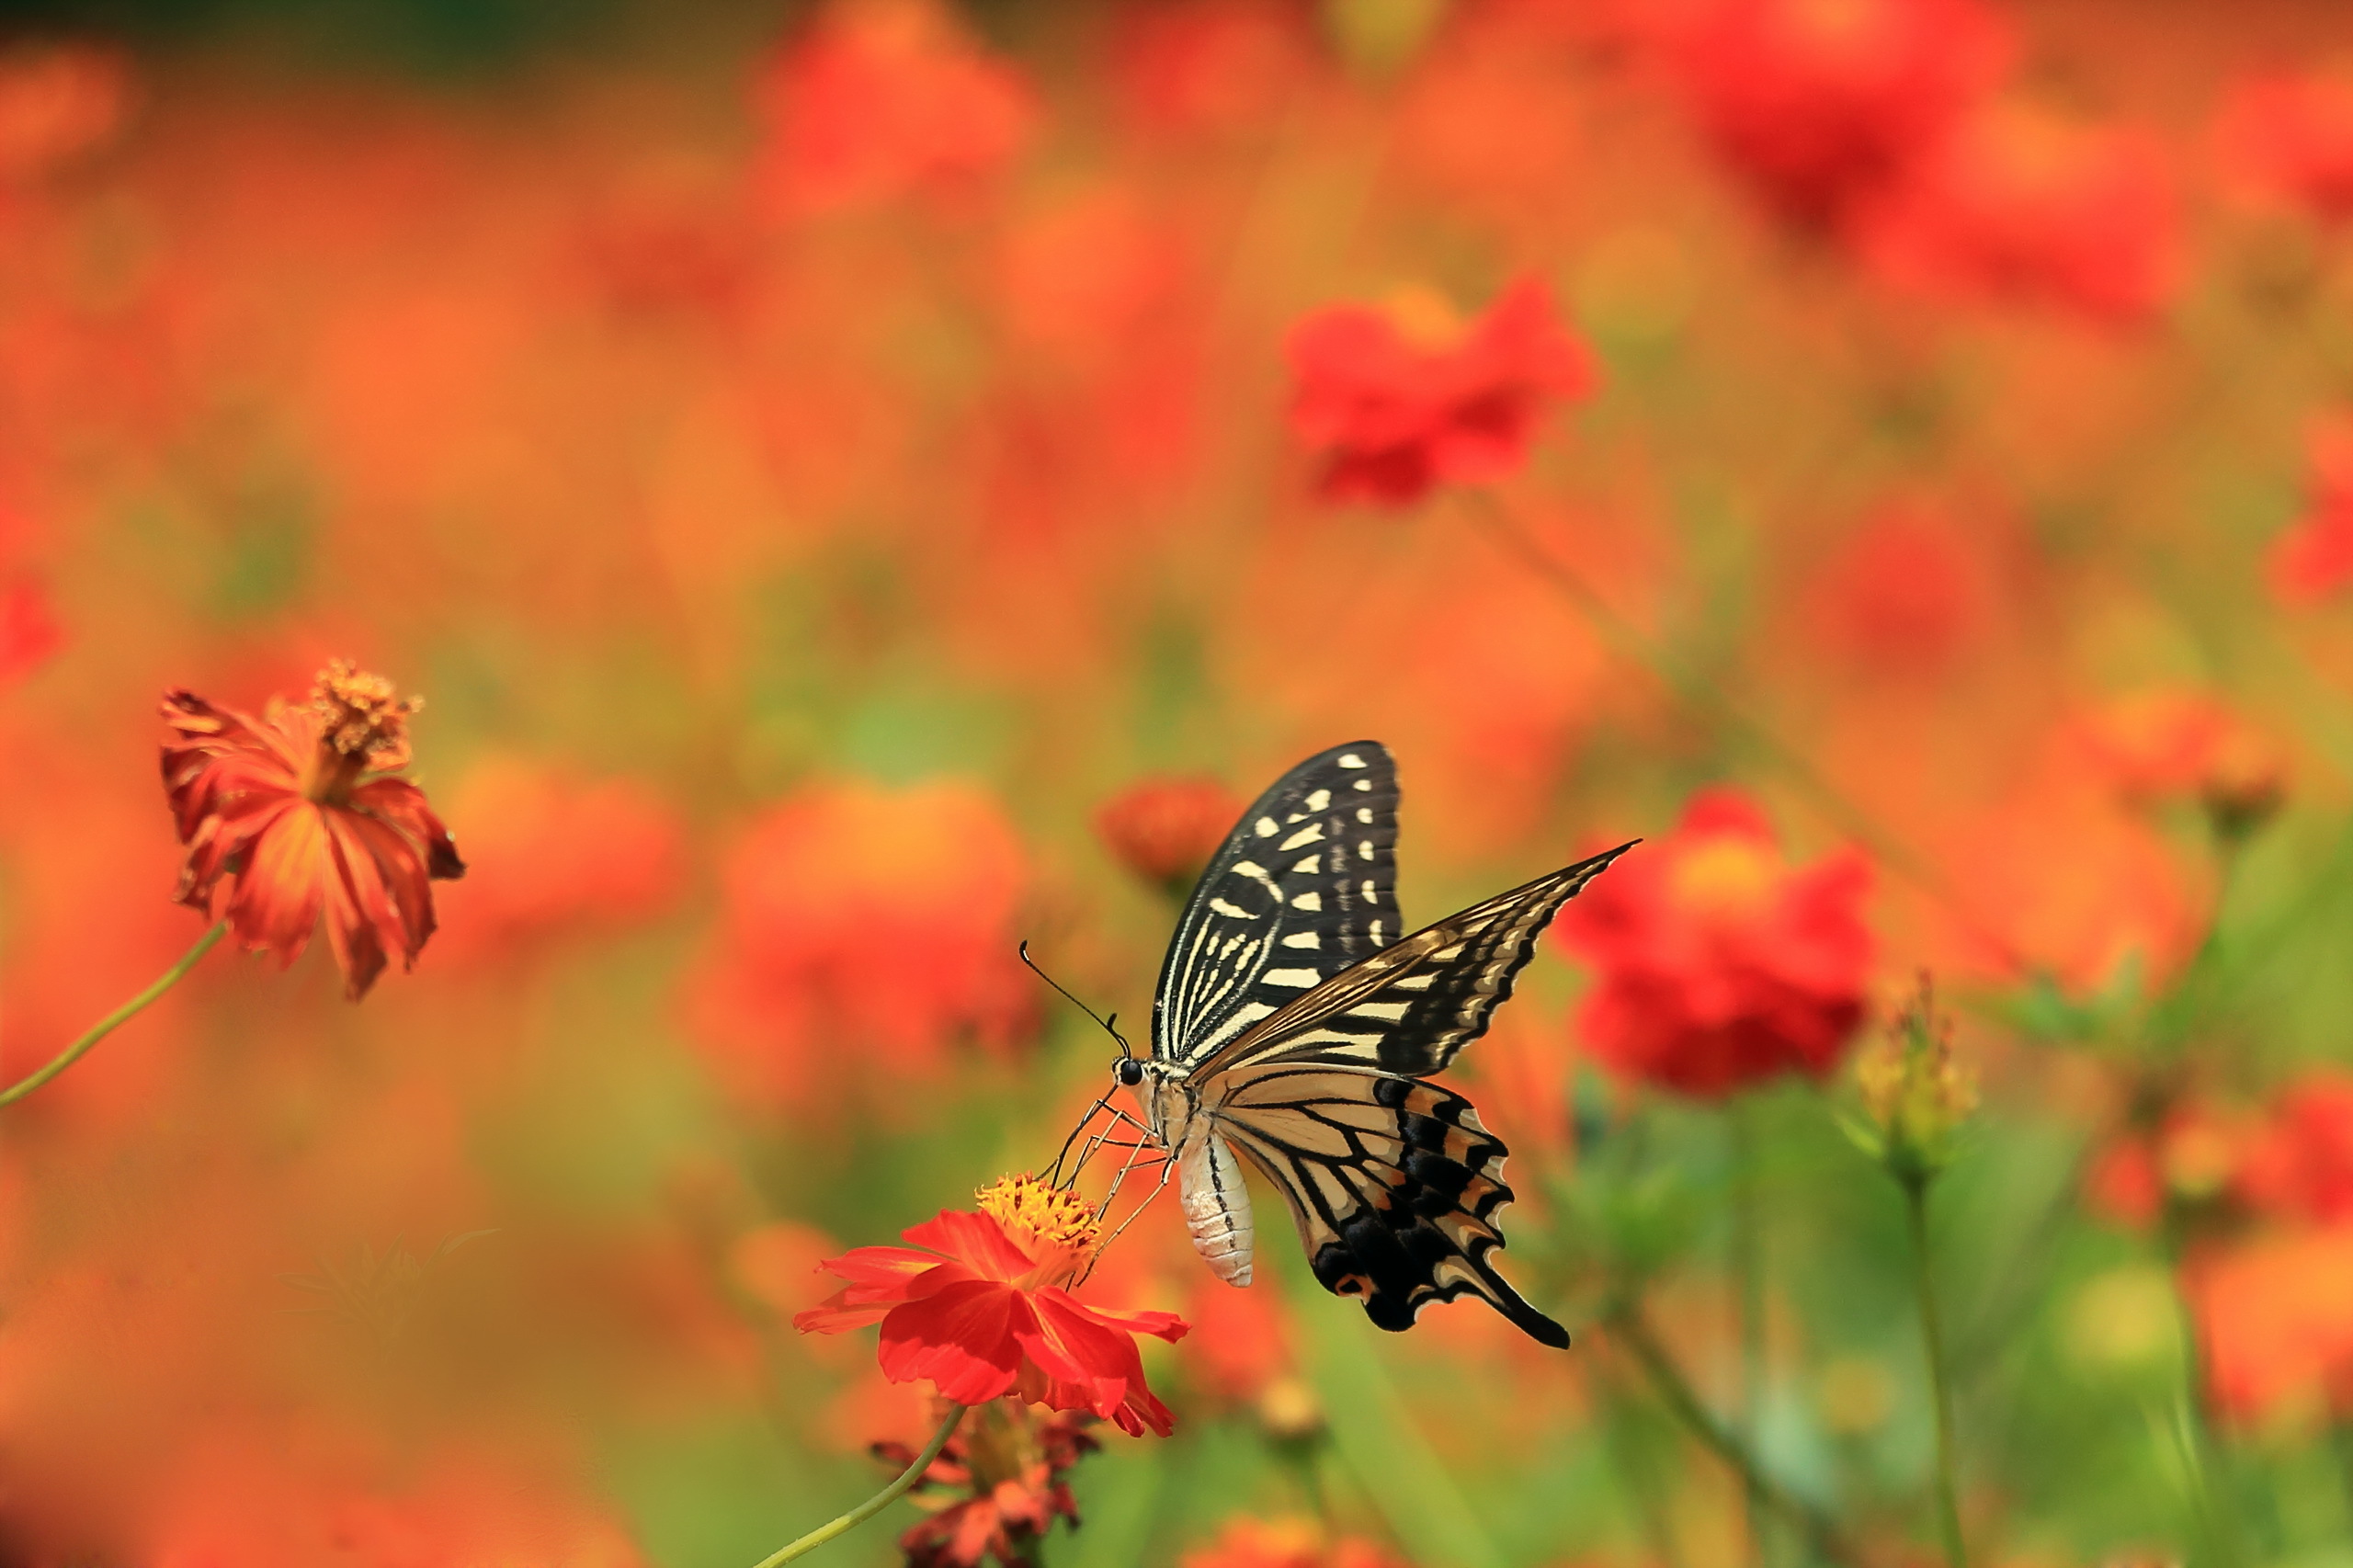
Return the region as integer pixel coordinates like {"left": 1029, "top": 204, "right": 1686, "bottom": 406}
{"left": 2217, "top": 69, "right": 2353, "bottom": 226}
{"left": 1094, "top": 775, "right": 1242, "bottom": 894}
{"left": 1663, "top": 0, "right": 2010, "bottom": 231}
{"left": 795, "top": 1174, "right": 1189, "bottom": 1436}
{"left": 160, "top": 662, "right": 464, "bottom": 1001}
{"left": 1179, "top": 1517, "right": 1413, "bottom": 1568}
{"left": 2268, "top": 415, "right": 2353, "bottom": 607}
{"left": 1285, "top": 278, "right": 1595, "bottom": 506}
{"left": 877, "top": 1398, "right": 1097, "bottom": 1568}
{"left": 1850, "top": 978, "right": 1977, "bottom": 1181}
{"left": 1553, "top": 790, "right": 1874, "bottom": 1098}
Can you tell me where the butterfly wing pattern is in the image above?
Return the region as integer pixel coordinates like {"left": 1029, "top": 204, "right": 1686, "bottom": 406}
{"left": 1149, "top": 741, "right": 1633, "bottom": 1349}
{"left": 1150, "top": 742, "right": 1401, "bottom": 1067}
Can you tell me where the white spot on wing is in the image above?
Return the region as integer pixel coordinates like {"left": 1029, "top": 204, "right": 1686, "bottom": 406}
{"left": 1352, "top": 778, "right": 1372, "bottom": 791}
{"left": 1291, "top": 890, "right": 1323, "bottom": 913}
{"left": 1391, "top": 972, "right": 1435, "bottom": 991}
{"left": 1370, "top": 918, "right": 1383, "bottom": 943}
{"left": 1305, "top": 788, "right": 1331, "bottom": 810}
{"left": 1360, "top": 881, "right": 1380, "bottom": 903}
{"left": 1358, "top": 840, "right": 1375, "bottom": 860}
{"left": 1356, "top": 807, "right": 1374, "bottom": 824}
{"left": 1279, "top": 824, "right": 1325, "bottom": 851}
{"left": 1337, "top": 753, "right": 1367, "bottom": 768}
{"left": 1256, "top": 817, "right": 1279, "bottom": 837}
{"left": 1349, "top": 1000, "right": 1411, "bottom": 1022}
{"left": 1262, "top": 968, "right": 1322, "bottom": 987}
{"left": 1208, "top": 897, "right": 1255, "bottom": 919}
{"left": 1281, "top": 931, "right": 1321, "bottom": 949}
{"left": 1291, "top": 854, "right": 1321, "bottom": 873}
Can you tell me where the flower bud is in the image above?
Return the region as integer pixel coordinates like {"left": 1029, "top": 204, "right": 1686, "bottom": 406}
{"left": 1852, "top": 976, "right": 1978, "bottom": 1184}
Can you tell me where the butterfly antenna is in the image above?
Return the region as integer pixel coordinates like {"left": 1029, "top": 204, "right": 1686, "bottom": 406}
{"left": 1018, "top": 940, "right": 1133, "bottom": 1057}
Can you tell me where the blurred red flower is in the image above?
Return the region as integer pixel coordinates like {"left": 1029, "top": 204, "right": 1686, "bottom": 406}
{"left": 1861, "top": 104, "right": 2181, "bottom": 326}
{"left": 0, "top": 577, "right": 62, "bottom": 685}
{"left": 2074, "top": 687, "right": 2286, "bottom": 838}
{"left": 1662, "top": 0, "right": 2010, "bottom": 230}
{"left": 876, "top": 1399, "right": 1097, "bottom": 1568}
{"left": 1554, "top": 790, "right": 1874, "bottom": 1098}
{"left": 2268, "top": 415, "right": 2353, "bottom": 606}
{"left": 2235, "top": 1072, "right": 2353, "bottom": 1225}
{"left": 1109, "top": 3, "right": 1310, "bottom": 142}
{"left": 795, "top": 1175, "right": 1188, "bottom": 1436}
{"left": 2188, "top": 1223, "right": 2353, "bottom": 1426}
{"left": 1094, "top": 775, "right": 1242, "bottom": 892}
{"left": 435, "top": 758, "right": 684, "bottom": 960}
{"left": 2086, "top": 1098, "right": 2254, "bottom": 1231}
{"left": 1180, "top": 1517, "right": 1412, "bottom": 1568}
{"left": 1285, "top": 278, "right": 1595, "bottom": 506}
{"left": 160, "top": 661, "right": 465, "bottom": 1001}
{"left": 752, "top": 0, "right": 1037, "bottom": 214}
{"left": 0, "top": 42, "right": 130, "bottom": 182}
{"left": 2217, "top": 69, "right": 2353, "bottom": 225}
{"left": 1806, "top": 497, "right": 1993, "bottom": 675}
{"left": 683, "top": 778, "right": 1033, "bottom": 1112}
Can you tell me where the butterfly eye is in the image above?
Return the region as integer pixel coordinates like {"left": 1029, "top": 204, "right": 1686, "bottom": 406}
{"left": 1114, "top": 1057, "right": 1145, "bottom": 1087}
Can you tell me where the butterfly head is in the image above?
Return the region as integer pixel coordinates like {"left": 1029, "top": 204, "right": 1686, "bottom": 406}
{"left": 1113, "top": 1054, "right": 1145, "bottom": 1088}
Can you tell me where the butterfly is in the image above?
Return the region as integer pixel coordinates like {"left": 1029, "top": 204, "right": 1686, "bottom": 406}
{"left": 1097, "top": 742, "right": 1632, "bottom": 1347}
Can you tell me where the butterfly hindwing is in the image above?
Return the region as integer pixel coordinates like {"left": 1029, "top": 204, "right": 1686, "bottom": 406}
{"left": 1196, "top": 842, "right": 1637, "bottom": 1080}
{"left": 1208, "top": 1066, "right": 1568, "bottom": 1346}
{"left": 1152, "top": 742, "right": 1401, "bottom": 1066}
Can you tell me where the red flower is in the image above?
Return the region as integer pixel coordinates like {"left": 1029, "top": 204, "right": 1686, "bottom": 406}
{"left": 1179, "top": 1517, "right": 1413, "bottom": 1568}
{"left": 1663, "top": 0, "right": 2010, "bottom": 230}
{"left": 1806, "top": 497, "right": 1993, "bottom": 675}
{"left": 684, "top": 779, "right": 1033, "bottom": 1112}
{"left": 752, "top": 0, "right": 1037, "bottom": 214}
{"left": 2086, "top": 1098, "right": 2255, "bottom": 1232}
{"left": 2268, "top": 415, "right": 2353, "bottom": 606}
{"left": 1553, "top": 790, "right": 1874, "bottom": 1098}
{"left": 795, "top": 1175, "right": 1188, "bottom": 1437}
{"left": 160, "top": 661, "right": 465, "bottom": 1001}
{"left": 1860, "top": 104, "right": 2181, "bottom": 326}
{"left": 2188, "top": 1224, "right": 2353, "bottom": 1426}
{"left": 1094, "top": 775, "right": 1243, "bottom": 892}
{"left": 2236, "top": 1073, "right": 2353, "bottom": 1226}
{"left": 2073, "top": 687, "right": 2286, "bottom": 839}
{"left": 875, "top": 1399, "right": 1098, "bottom": 1568}
{"left": 2217, "top": 69, "right": 2353, "bottom": 226}
{"left": 1285, "top": 278, "right": 1595, "bottom": 507}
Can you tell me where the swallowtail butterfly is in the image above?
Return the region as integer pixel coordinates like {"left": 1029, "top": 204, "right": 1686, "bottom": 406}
{"left": 1105, "top": 742, "right": 1632, "bottom": 1347}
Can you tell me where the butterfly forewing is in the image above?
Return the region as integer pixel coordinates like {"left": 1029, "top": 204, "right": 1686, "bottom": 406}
{"left": 1152, "top": 742, "right": 1401, "bottom": 1066}
{"left": 1193, "top": 842, "right": 1637, "bottom": 1080}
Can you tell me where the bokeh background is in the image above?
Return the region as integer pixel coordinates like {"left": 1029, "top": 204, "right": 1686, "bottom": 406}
{"left": 1, "top": 0, "right": 2352, "bottom": 1563}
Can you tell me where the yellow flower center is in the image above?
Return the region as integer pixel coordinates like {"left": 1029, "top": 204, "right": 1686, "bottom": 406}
{"left": 1381, "top": 282, "right": 1466, "bottom": 350}
{"left": 300, "top": 660, "right": 421, "bottom": 801}
{"left": 1668, "top": 835, "right": 1779, "bottom": 919}
{"left": 977, "top": 1174, "right": 1103, "bottom": 1256}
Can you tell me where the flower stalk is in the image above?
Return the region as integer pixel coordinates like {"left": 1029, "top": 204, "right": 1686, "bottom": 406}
{"left": 1902, "top": 1174, "right": 1967, "bottom": 1568}
{"left": 750, "top": 1402, "right": 968, "bottom": 1568}
{"left": 0, "top": 918, "right": 227, "bottom": 1109}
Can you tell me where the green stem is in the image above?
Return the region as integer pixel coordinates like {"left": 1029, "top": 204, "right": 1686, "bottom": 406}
{"left": 2161, "top": 1224, "right": 2245, "bottom": 1568}
{"left": 1607, "top": 1301, "right": 1865, "bottom": 1568}
{"left": 1730, "top": 1101, "right": 1769, "bottom": 1568}
{"left": 751, "top": 1403, "right": 967, "bottom": 1568}
{"left": 0, "top": 919, "right": 228, "bottom": 1109}
{"left": 1903, "top": 1176, "right": 1967, "bottom": 1568}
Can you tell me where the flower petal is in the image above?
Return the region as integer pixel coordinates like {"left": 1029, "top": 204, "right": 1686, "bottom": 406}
{"left": 902, "top": 1209, "right": 1039, "bottom": 1282}
{"left": 876, "top": 1278, "right": 1028, "bottom": 1404}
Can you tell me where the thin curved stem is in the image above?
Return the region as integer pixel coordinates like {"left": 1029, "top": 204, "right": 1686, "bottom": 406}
{"left": 0, "top": 919, "right": 228, "bottom": 1109}
{"left": 751, "top": 1403, "right": 967, "bottom": 1568}
{"left": 1904, "top": 1177, "right": 1967, "bottom": 1568}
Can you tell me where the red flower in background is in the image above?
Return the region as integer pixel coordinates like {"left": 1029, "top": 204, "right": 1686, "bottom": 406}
{"left": 1807, "top": 497, "right": 1995, "bottom": 675}
{"left": 875, "top": 1400, "right": 1097, "bottom": 1568}
{"left": 1285, "top": 278, "right": 1595, "bottom": 506}
{"left": 2188, "top": 1224, "right": 2353, "bottom": 1426}
{"left": 796, "top": 1175, "right": 1188, "bottom": 1436}
{"left": 160, "top": 662, "right": 465, "bottom": 1000}
{"left": 2217, "top": 69, "right": 2353, "bottom": 226}
{"left": 1180, "top": 1517, "right": 1412, "bottom": 1568}
{"left": 1861, "top": 104, "right": 2181, "bottom": 326}
{"left": 684, "top": 778, "right": 1033, "bottom": 1112}
{"left": 1663, "top": 0, "right": 2010, "bottom": 230}
{"left": 2074, "top": 687, "right": 2287, "bottom": 839}
{"left": 0, "top": 42, "right": 130, "bottom": 182}
{"left": 435, "top": 758, "right": 684, "bottom": 960}
{"left": 0, "top": 577, "right": 62, "bottom": 685}
{"left": 2235, "top": 1072, "right": 2353, "bottom": 1225}
{"left": 752, "top": 0, "right": 1037, "bottom": 214}
{"left": 2269, "top": 415, "right": 2353, "bottom": 606}
{"left": 1094, "top": 775, "right": 1242, "bottom": 892}
{"left": 1554, "top": 790, "right": 1873, "bottom": 1098}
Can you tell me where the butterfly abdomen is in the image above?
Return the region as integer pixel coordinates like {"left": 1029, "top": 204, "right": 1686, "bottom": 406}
{"left": 1178, "top": 1128, "right": 1256, "bottom": 1287}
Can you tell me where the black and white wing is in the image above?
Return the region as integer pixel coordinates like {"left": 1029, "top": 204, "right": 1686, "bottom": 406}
{"left": 1197, "top": 842, "right": 1637, "bottom": 1346}
{"left": 1151, "top": 742, "right": 1402, "bottom": 1067}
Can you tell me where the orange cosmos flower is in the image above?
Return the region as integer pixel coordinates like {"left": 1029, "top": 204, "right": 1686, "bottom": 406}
{"left": 160, "top": 661, "right": 464, "bottom": 1000}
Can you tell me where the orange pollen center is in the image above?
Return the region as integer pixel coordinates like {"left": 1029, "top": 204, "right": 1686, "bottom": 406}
{"left": 301, "top": 660, "right": 420, "bottom": 801}
{"left": 976, "top": 1174, "right": 1103, "bottom": 1264}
